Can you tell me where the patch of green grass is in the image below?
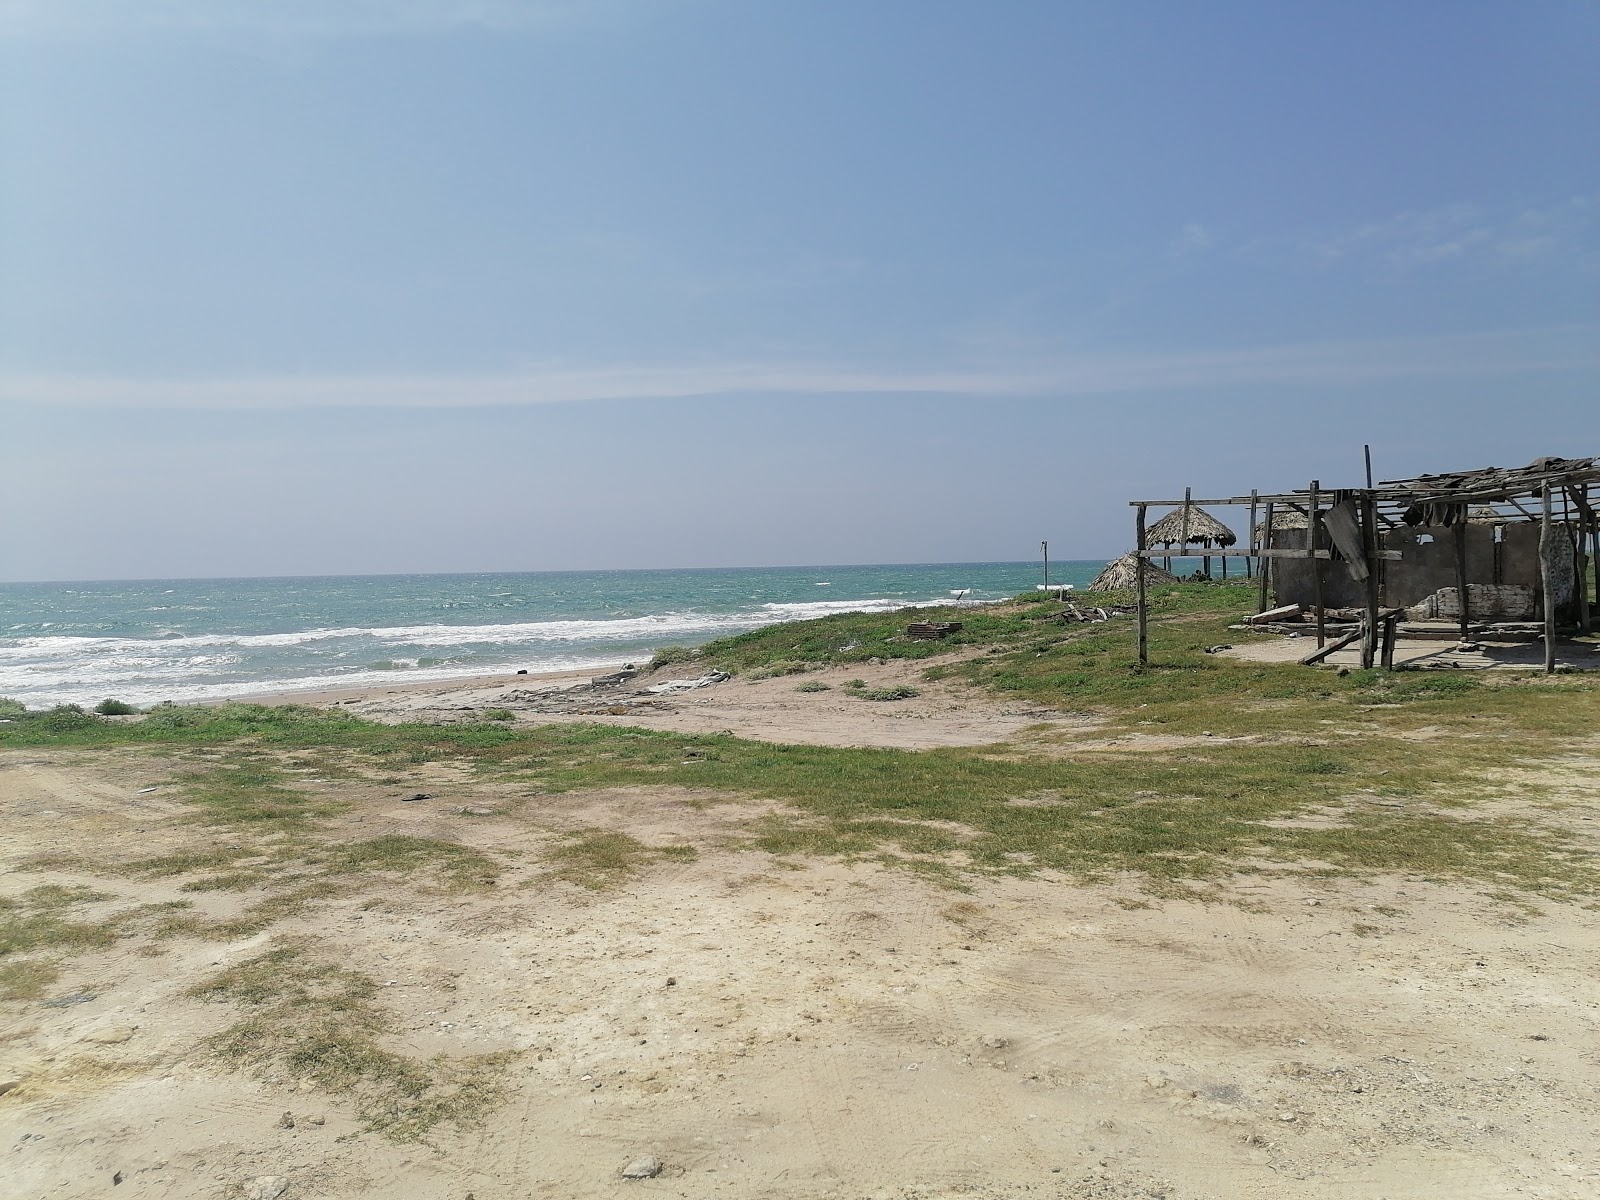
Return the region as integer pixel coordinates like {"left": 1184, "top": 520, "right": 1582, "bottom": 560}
{"left": 177, "top": 760, "right": 341, "bottom": 827}
{"left": 481, "top": 708, "right": 515, "bottom": 722}
{"left": 93, "top": 698, "right": 138, "bottom": 716}
{"left": 324, "top": 835, "right": 502, "bottom": 892}
{"left": 0, "top": 887, "right": 119, "bottom": 957}
{"left": 850, "top": 684, "right": 921, "bottom": 701}
{"left": 120, "top": 847, "right": 259, "bottom": 878}
{"left": 191, "top": 939, "right": 514, "bottom": 1140}
{"left": 795, "top": 680, "right": 832, "bottom": 693}
{"left": 178, "top": 871, "right": 269, "bottom": 893}
{"left": 0, "top": 960, "right": 60, "bottom": 1001}
{"left": 542, "top": 829, "right": 696, "bottom": 890}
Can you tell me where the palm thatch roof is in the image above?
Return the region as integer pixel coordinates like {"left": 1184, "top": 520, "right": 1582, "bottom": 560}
{"left": 1089, "top": 553, "right": 1180, "bottom": 592}
{"left": 1146, "top": 503, "right": 1237, "bottom": 548}
{"left": 1254, "top": 510, "right": 1310, "bottom": 537}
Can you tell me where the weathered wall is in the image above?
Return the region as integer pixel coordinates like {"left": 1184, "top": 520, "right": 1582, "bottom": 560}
{"left": 1269, "top": 520, "right": 1578, "bottom": 614}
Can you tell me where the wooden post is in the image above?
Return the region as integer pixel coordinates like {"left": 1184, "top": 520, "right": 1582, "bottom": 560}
{"left": 1257, "top": 501, "right": 1274, "bottom": 613}
{"left": 1570, "top": 485, "right": 1594, "bottom": 635}
{"left": 1136, "top": 504, "right": 1149, "bottom": 666}
{"left": 1541, "top": 485, "right": 1557, "bottom": 674}
{"left": 1247, "top": 490, "right": 1258, "bottom": 581}
{"left": 1309, "top": 481, "right": 1325, "bottom": 648}
{"left": 1381, "top": 610, "right": 1399, "bottom": 671}
{"left": 1361, "top": 493, "right": 1381, "bottom": 669}
{"left": 1453, "top": 515, "right": 1470, "bottom": 643}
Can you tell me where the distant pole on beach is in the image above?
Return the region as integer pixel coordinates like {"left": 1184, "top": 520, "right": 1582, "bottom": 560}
{"left": 1041, "top": 541, "right": 1050, "bottom": 590}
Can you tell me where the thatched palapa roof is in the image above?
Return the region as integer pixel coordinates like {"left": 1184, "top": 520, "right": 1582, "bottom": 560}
{"left": 1089, "top": 554, "right": 1179, "bottom": 592}
{"left": 1146, "top": 503, "right": 1237, "bottom": 548}
{"left": 1254, "top": 510, "right": 1310, "bottom": 537}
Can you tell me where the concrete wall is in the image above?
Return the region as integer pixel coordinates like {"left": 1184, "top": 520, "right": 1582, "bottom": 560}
{"left": 1269, "top": 520, "right": 1577, "bottom": 613}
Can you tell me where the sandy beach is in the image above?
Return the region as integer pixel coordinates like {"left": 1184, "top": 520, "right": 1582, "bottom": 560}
{"left": 240, "top": 652, "right": 1085, "bottom": 751}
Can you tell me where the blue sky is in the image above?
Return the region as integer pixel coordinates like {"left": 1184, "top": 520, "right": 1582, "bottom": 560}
{"left": 2, "top": 1, "right": 1596, "bottom": 580}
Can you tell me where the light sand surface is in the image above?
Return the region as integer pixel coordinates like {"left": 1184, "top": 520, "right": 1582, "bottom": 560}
{"left": 244, "top": 656, "right": 1085, "bottom": 751}
{"left": 2, "top": 750, "right": 1598, "bottom": 1199}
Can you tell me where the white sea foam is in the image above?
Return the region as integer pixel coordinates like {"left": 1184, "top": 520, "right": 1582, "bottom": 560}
{"left": 0, "top": 592, "right": 970, "bottom": 707}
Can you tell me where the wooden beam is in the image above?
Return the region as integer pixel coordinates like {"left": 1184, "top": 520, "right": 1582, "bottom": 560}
{"left": 1310, "top": 481, "right": 1325, "bottom": 649}
{"left": 1135, "top": 504, "right": 1149, "bottom": 667}
{"left": 1257, "top": 499, "right": 1273, "bottom": 613}
{"left": 1137, "top": 549, "right": 1333, "bottom": 560}
{"left": 1299, "top": 627, "right": 1363, "bottom": 666}
{"left": 1361, "top": 493, "right": 1381, "bottom": 669}
{"left": 1541, "top": 486, "right": 1556, "bottom": 674}
{"left": 1454, "top": 518, "right": 1471, "bottom": 643}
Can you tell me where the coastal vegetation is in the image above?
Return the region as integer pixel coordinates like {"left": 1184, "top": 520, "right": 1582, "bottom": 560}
{"left": 2, "top": 583, "right": 1595, "bottom": 1140}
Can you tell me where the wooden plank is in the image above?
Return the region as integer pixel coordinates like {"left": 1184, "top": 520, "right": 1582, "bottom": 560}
{"left": 1135, "top": 505, "right": 1149, "bottom": 666}
{"left": 1541, "top": 487, "right": 1556, "bottom": 674}
{"left": 1454, "top": 519, "right": 1471, "bottom": 642}
{"left": 1361, "top": 494, "right": 1381, "bottom": 669}
{"left": 1299, "top": 627, "right": 1363, "bottom": 666}
{"left": 1322, "top": 500, "right": 1368, "bottom": 577}
{"left": 1310, "top": 481, "right": 1325, "bottom": 649}
{"left": 1257, "top": 499, "right": 1273, "bottom": 613}
{"left": 1246, "top": 603, "right": 1303, "bottom": 625}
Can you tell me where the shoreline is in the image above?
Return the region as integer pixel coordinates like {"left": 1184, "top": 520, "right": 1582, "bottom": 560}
{"left": 226, "top": 658, "right": 640, "bottom": 708}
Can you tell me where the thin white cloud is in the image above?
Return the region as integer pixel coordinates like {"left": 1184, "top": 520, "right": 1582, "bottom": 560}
{"left": 0, "top": 0, "right": 652, "bottom": 38}
{"left": 3, "top": 327, "right": 1593, "bottom": 411}
{"left": 1170, "top": 222, "right": 1213, "bottom": 256}
{"left": 1287, "top": 197, "right": 1599, "bottom": 271}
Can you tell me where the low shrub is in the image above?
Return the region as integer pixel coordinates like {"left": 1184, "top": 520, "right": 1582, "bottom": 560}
{"left": 795, "top": 681, "right": 832, "bottom": 693}
{"left": 94, "top": 698, "right": 138, "bottom": 716}
{"left": 648, "top": 645, "right": 699, "bottom": 670}
{"left": 481, "top": 709, "right": 515, "bottom": 722}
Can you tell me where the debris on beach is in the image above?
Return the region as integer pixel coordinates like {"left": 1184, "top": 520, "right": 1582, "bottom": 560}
{"left": 643, "top": 671, "right": 730, "bottom": 695}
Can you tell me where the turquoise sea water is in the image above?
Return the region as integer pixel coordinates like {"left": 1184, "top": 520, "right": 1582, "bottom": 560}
{"left": 0, "top": 561, "right": 1109, "bottom": 708}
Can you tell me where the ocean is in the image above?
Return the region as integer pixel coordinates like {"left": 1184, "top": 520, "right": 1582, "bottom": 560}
{"left": 0, "top": 561, "right": 1109, "bottom": 708}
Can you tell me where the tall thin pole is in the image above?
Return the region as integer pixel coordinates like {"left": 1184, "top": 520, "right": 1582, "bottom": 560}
{"left": 1309, "top": 480, "right": 1325, "bottom": 648}
{"left": 1136, "top": 505, "right": 1149, "bottom": 666}
{"left": 1542, "top": 485, "right": 1557, "bottom": 674}
{"left": 1041, "top": 541, "right": 1050, "bottom": 591}
{"left": 1257, "top": 500, "right": 1274, "bottom": 613}
{"left": 1454, "top": 516, "right": 1471, "bottom": 644}
{"left": 1247, "top": 489, "right": 1258, "bottom": 581}
{"left": 1364, "top": 444, "right": 1374, "bottom": 490}
{"left": 1362, "top": 492, "right": 1381, "bottom": 669}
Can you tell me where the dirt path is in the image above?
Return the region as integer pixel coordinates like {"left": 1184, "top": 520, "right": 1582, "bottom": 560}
{"left": 2, "top": 752, "right": 1597, "bottom": 1199}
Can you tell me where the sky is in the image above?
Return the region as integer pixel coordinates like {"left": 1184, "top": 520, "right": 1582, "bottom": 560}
{"left": 1, "top": 0, "right": 1596, "bottom": 581}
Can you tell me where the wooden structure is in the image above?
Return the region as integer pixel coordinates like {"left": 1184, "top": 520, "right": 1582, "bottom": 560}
{"left": 1145, "top": 488, "right": 1239, "bottom": 578}
{"left": 1127, "top": 455, "right": 1599, "bottom": 674}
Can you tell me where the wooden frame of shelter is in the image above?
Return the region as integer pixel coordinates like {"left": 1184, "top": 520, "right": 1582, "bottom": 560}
{"left": 1127, "top": 456, "right": 1600, "bottom": 674}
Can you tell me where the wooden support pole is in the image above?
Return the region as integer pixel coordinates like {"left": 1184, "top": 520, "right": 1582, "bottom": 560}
{"left": 1361, "top": 493, "right": 1381, "bottom": 669}
{"left": 1381, "top": 610, "right": 1399, "bottom": 671}
{"left": 1136, "top": 504, "right": 1149, "bottom": 666}
{"left": 1247, "top": 489, "right": 1258, "bottom": 581}
{"left": 1570, "top": 485, "right": 1594, "bottom": 636}
{"left": 1257, "top": 500, "right": 1274, "bottom": 613}
{"left": 1309, "top": 481, "right": 1325, "bottom": 648}
{"left": 1453, "top": 516, "right": 1470, "bottom": 643}
{"left": 1541, "top": 486, "right": 1557, "bottom": 674}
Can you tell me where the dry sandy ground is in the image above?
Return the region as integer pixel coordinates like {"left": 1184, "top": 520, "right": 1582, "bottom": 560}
{"left": 2, "top": 745, "right": 1598, "bottom": 1200}
{"left": 246, "top": 656, "right": 1082, "bottom": 751}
